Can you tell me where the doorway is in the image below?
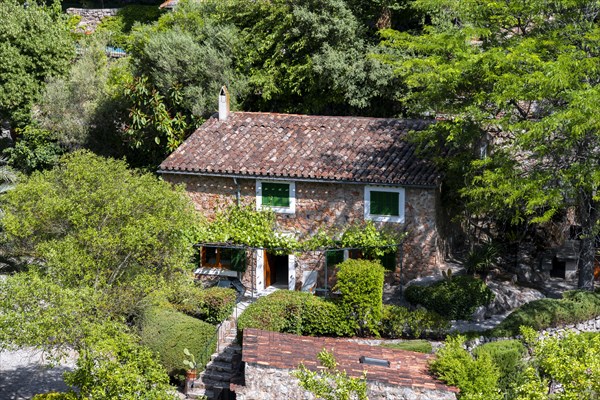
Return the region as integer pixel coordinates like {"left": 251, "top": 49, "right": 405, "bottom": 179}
{"left": 264, "top": 251, "right": 289, "bottom": 288}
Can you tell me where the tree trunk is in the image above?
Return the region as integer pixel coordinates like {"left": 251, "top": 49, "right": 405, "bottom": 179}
{"left": 576, "top": 190, "right": 597, "bottom": 291}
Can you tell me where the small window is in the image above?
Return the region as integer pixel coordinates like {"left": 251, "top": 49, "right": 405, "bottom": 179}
{"left": 370, "top": 191, "right": 399, "bottom": 216}
{"left": 364, "top": 186, "right": 405, "bottom": 223}
{"left": 256, "top": 181, "right": 296, "bottom": 214}
{"left": 262, "top": 182, "right": 290, "bottom": 207}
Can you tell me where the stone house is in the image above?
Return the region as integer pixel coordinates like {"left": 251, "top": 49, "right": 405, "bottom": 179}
{"left": 158, "top": 90, "right": 442, "bottom": 293}
{"left": 233, "top": 328, "right": 458, "bottom": 400}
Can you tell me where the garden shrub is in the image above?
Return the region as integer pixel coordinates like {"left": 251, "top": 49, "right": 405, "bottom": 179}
{"left": 237, "top": 290, "right": 353, "bottom": 340}
{"left": 405, "top": 275, "right": 494, "bottom": 320}
{"left": 95, "top": 6, "right": 163, "bottom": 49}
{"left": 488, "top": 290, "right": 600, "bottom": 337}
{"left": 430, "top": 336, "right": 502, "bottom": 400}
{"left": 65, "top": 329, "right": 175, "bottom": 400}
{"left": 334, "top": 259, "right": 385, "bottom": 336}
{"left": 380, "top": 340, "right": 433, "bottom": 353}
{"left": 473, "top": 340, "right": 525, "bottom": 394}
{"left": 32, "top": 394, "right": 77, "bottom": 400}
{"left": 381, "top": 305, "right": 450, "bottom": 339}
{"left": 138, "top": 306, "right": 216, "bottom": 378}
{"left": 168, "top": 284, "right": 237, "bottom": 324}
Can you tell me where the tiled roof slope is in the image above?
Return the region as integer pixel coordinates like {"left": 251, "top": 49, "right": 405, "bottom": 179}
{"left": 242, "top": 329, "right": 458, "bottom": 393}
{"left": 159, "top": 112, "right": 438, "bottom": 186}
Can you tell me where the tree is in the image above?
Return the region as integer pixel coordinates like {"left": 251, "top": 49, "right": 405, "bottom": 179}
{"left": 0, "top": 150, "right": 198, "bottom": 289}
{"left": 211, "top": 0, "right": 400, "bottom": 116}
{"left": 380, "top": 0, "right": 600, "bottom": 289}
{"left": 293, "top": 349, "right": 368, "bottom": 400}
{"left": 0, "top": 0, "right": 74, "bottom": 130}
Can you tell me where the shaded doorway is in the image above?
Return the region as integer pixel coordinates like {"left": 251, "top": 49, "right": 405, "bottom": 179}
{"left": 264, "top": 251, "right": 289, "bottom": 288}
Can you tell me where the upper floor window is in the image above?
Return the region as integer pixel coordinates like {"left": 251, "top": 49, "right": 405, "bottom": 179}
{"left": 256, "top": 181, "right": 296, "bottom": 214}
{"left": 364, "top": 186, "right": 405, "bottom": 223}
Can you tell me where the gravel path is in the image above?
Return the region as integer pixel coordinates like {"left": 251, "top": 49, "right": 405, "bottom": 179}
{"left": 0, "top": 348, "right": 76, "bottom": 399}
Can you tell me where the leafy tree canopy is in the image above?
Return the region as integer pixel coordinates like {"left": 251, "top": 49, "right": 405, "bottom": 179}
{"left": 380, "top": 0, "right": 600, "bottom": 289}
{"left": 0, "top": 150, "right": 198, "bottom": 288}
{"left": 0, "top": 0, "right": 74, "bottom": 129}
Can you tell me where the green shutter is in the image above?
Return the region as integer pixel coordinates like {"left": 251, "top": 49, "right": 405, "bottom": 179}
{"left": 370, "top": 191, "right": 399, "bottom": 216}
{"left": 379, "top": 250, "right": 397, "bottom": 271}
{"left": 262, "top": 183, "right": 290, "bottom": 207}
{"left": 325, "top": 250, "right": 344, "bottom": 267}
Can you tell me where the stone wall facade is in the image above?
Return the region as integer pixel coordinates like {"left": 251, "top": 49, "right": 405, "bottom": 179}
{"left": 66, "top": 8, "right": 120, "bottom": 33}
{"left": 233, "top": 363, "right": 457, "bottom": 400}
{"left": 164, "top": 173, "right": 442, "bottom": 287}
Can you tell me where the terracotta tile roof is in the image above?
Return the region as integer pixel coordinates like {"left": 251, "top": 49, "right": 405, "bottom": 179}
{"left": 241, "top": 329, "right": 458, "bottom": 393}
{"left": 159, "top": 112, "right": 438, "bottom": 186}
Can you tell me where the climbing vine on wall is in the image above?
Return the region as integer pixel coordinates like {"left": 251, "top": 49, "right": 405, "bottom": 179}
{"left": 196, "top": 205, "right": 404, "bottom": 255}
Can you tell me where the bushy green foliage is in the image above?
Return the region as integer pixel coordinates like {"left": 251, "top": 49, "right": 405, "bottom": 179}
{"left": 380, "top": 340, "right": 433, "bottom": 354}
{"left": 465, "top": 243, "right": 498, "bottom": 275}
{"left": 168, "top": 284, "right": 237, "bottom": 324}
{"left": 430, "top": 336, "right": 502, "bottom": 400}
{"left": 473, "top": 340, "right": 526, "bottom": 394}
{"left": 32, "top": 393, "right": 77, "bottom": 400}
{"left": 4, "top": 125, "right": 62, "bottom": 173}
{"left": 519, "top": 327, "right": 600, "bottom": 399}
{"left": 405, "top": 276, "right": 494, "bottom": 320}
{"left": 489, "top": 290, "right": 600, "bottom": 337}
{"left": 237, "top": 291, "right": 353, "bottom": 339}
{"left": 380, "top": 304, "right": 449, "bottom": 339}
{"left": 96, "top": 5, "right": 163, "bottom": 49}
{"left": 138, "top": 306, "right": 217, "bottom": 377}
{"left": 293, "top": 349, "right": 368, "bottom": 400}
{"left": 0, "top": 272, "right": 101, "bottom": 354}
{"left": 334, "top": 259, "right": 384, "bottom": 336}
{"left": 0, "top": 0, "right": 74, "bottom": 127}
{"left": 339, "top": 221, "right": 402, "bottom": 259}
{"left": 1, "top": 151, "right": 198, "bottom": 289}
{"left": 65, "top": 328, "right": 176, "bottom": 400}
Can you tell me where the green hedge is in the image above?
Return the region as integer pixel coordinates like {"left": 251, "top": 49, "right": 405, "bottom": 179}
{"left": 169, "top": 285, "right": 237, "bottom": 324}
{"left": 237, "top": 291, "right": 353, "bottom": 340}
{"left": 488, "top": 290, "right": 600, "bottom": 337}
{"left": 473, "top": 340, "right": 525, "bottom": 393}
{"left": 138, "top": 306, "right": 216, "bottom": 378}
{"left": 334, "top": 259, "right": 385, "bottom": 336}
{"left": 405, "top": 275, "right": 495, "bottom": 320}
{"left": 380, "top": 305, "right": 449, "bottom": 339}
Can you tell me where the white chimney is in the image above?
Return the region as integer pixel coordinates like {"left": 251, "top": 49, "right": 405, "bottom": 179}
{"left": 219, "top": 86, "right": 230, "bottom": 121}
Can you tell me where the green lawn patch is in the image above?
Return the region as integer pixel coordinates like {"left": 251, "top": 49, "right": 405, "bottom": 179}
{"left": 380, "top": 340, "right": 433, "bottom": 353}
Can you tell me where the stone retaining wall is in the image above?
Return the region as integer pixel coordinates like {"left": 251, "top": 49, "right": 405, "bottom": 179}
{"left": 234, "top": 363, "right": 457, "bottom": 400}
{"left": 66, "top": 8, "right": 120, "bottom": 33}
{"left": 465, "top": 315, "right": 600, "bottom": 350}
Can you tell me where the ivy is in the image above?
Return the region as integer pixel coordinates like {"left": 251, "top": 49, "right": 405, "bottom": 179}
{"left": 196, "top": 205, "right": 405, "bottom": 256}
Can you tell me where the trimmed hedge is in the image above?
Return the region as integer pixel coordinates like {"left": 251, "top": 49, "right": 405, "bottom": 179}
{"left": 168, "top": 285, "right": 237, "bottom": 324}
{"left": 381, "top": 304, "right": 449, "bottom": 339}
{"left": 473, "top": 340, "right": 525, "bottom": 393}
{"left": 488, "top": 290, "right": 600, "bottom": 337}
{"left": 334, "top": 259, "right": 385, "bottom": 336}
{"left": 138, "top": 306, "right": 216, "bottom": 378}
{"left": 32, "top": 394, "right": 77, "bottom": 400}
{"left": 405, "top": 275, "right": 494, "bottom": 320}
{"left": 237, "top": 291, "right": 353, "bottom": 340}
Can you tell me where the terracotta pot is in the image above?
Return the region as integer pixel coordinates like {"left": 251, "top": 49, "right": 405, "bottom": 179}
{"left": 186, "top": 369, "right": 198, "bottom": 381}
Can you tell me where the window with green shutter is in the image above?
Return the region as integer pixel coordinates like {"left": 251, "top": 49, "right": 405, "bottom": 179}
{"left": 370, "top": 190, "right": 399, "bottom": 216}
{"left": 262, "top": 182, "right": 290, "bottom": 207}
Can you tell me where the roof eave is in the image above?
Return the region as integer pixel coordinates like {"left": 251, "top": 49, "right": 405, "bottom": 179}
{"left": 157, "top": 168, "right": 439, "bottom": 189}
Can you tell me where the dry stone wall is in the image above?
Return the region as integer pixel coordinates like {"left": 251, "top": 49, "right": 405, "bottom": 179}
{"left": 234, "top": 363, "right": 457, "bottom": 400}
{"left": 66, "top": 8, "right": 120, "bottom": 33}
{"left": 164, "top": 174, "right": 441, "bottom": 281}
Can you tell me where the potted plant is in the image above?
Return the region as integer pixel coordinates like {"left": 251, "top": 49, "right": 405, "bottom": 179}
{"left": 183, "top": 348, "right": 198, "bottom": 389}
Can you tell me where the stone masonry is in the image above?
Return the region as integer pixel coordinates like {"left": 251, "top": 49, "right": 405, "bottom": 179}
{"left": 66, "top": 8, "right": 120, "bottom": 33}
{"left": 164, "top": 174, "right": 441, "bottom": 284}
{"left": 234, "top": 363, "right": 457, "bottom": 400}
